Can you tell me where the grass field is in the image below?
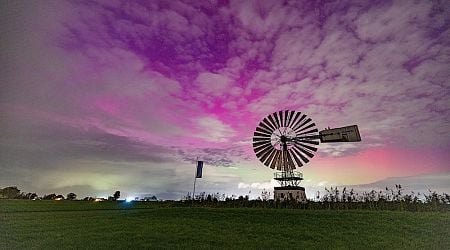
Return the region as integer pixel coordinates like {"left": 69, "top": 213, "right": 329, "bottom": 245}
{"left": 1, "top": 200, "right": 449, "bottom": 249}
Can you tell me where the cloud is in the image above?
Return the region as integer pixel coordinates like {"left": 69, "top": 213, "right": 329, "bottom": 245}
{"left": 1, "top": 0, "right": 449, "bottom": 198}
{"left": 196, "top": 72, "right": 232, "bottom": 96}
{"left": 194, "top": 116, "right": 236, "bottom": 143}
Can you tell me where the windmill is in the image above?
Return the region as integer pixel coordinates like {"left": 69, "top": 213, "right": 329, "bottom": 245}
{"left": 252, "top": 110, "right": 361, "bottom": 202}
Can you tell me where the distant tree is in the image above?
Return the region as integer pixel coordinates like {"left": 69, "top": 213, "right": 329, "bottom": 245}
{"left": 43, "top": 193, "right": 57, "bottom": 200}
{"left": 83, "top": 197, "right": 95, "bottom": 201}
{"left": 261, "top": 189, "right": 270, "bottom": 201}
{"left": 21, "top": 192, "right": 38, "bottom": 200}
{"left": 1, "top": 187, "right": 21, "bottom": 199}
{"left": 67, "top": 193, "right": 77, "bottom": 200}
{"left": 113, "top": 191, "right": 120, "bottom": 201}
{"left": 54, "top": 194, "right": 65, "bottom": 200}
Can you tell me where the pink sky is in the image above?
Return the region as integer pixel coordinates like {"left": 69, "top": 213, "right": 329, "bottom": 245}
{"left": 0, "top": 0, "right": 449, "bottom": 199}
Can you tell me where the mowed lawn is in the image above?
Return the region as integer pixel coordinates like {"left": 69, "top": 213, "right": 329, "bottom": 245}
{"left": 1, "top": 201, "right": 449, "bottom": 249}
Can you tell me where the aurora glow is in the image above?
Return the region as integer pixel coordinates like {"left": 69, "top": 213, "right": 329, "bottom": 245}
{"left": 1, "top": 0, "right": 449, "bottom": 199}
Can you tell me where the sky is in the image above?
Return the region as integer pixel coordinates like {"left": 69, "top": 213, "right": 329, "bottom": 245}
{"left": 1, "top": 0, "right": 449, "bottom": 199}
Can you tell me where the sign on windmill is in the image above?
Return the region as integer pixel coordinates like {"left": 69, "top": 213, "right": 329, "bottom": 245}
{"left": 252, "top": 110, "right": 361, "bottom": 202}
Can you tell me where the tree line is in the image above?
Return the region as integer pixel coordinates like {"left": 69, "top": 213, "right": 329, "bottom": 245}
{"left": 2, "top": 185, "right": 449, "bottom": 212}
{"left": 0, "top": 186, "right": 121, "bottom": 201}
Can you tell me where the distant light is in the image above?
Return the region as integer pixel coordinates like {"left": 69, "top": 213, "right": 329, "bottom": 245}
{"left": 125, "top": 197, "right": 134, "bottom": 202}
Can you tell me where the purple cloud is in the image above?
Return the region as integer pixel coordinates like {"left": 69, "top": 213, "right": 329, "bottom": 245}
{"left": 1, "top": 0, "right": 449, "bottom": 197}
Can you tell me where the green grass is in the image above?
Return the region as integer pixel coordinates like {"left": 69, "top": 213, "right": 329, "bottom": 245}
{"left": 1, "top": 200, "right": 449, "bottom": 249}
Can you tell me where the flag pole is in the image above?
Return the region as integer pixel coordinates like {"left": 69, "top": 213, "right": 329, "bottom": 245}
{"left": 192, "top": 157, "right": 198, "bottom": 201}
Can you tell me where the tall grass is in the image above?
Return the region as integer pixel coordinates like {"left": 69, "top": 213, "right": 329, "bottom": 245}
{"left": 182, "top": 186, "right": 450, "bottom": 211}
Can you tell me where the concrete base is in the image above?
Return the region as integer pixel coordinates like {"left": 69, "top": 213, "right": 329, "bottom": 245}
{"left": 274, "top": 186, "right": 306, "bottom": 202}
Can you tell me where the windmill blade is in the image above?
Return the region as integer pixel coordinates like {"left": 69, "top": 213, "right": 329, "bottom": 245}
{"left": 286, "top": 150, "right": 296, "bottom": 170}
{"left": 276, "top": 151, "right": 283, "bottom": 170}
{"left": 254, "top": 131, "right": 271, "bottom": 138}
{"left": 256, "top": 126, "right": 272, "bottom": 136}
{"left": 292, "top": 146, "right": 310, "bottom": 164}
{"left": 284, "top": 110, "right": 290, "bottom": 128}
{"left": 294, "top": 118, "right": 312, "bottom": 132}
{"left": 295, "top": 141, "right": 318, "bottom": 152}
{"left": 270, "top": 151, "right": 280, "bottom": 169}
{"left": 255, "top": 144, "right": 273, "bottom": 158}
{"left": 259, "top": 146, "right": 274, "bottom": 163}
{"left": 292, "top": 114, "right": 307, "bottom": 131}
{"left": 273, "top": 112, "right": 281, "bottom": 128}
{"left": 254, "top": 141, "right": 272, "bottom": 152}
{"left": 279, "top": 110, "right": 284, "bottom": 127}
{"left": 286, "top": 110, "right": 295, "bottom": 127}
{"left": 262, "top": 118, "right": 276, "bottom": 131}
{"left": 289, "top": 112, "right": 301, "bottom": 129}
{"left": 265, "top": 148, "right": 277, "bottom": 167}
{"left": 296, "top": 123, "right": 316, "bottom": 133}
{"left": 258, "top": 121, "right": 274, "bottom": 134}
{"left": 288, "top": 149, "right": 303, "bottom": 168}
{"left": 297, "top": 128, "right": 319, "bottom": 136}
{"left": 295, "top": 139, "right": 320, "bottom": 145}
{"left": 253, "top": 137, "right": 270, "bottom": 142}
{"left": 253, "top": 140, "right": 272, "bottom": 149}
{"left": 267, "top": 115, "right": 278, "bottom": 131}
{"left": 294, "top": 143, "right": 315, "bottom": 158}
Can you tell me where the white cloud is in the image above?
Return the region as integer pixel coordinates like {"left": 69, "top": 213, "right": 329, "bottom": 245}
{"left": 194, "top": 116, "right": 236, "bottom": 142}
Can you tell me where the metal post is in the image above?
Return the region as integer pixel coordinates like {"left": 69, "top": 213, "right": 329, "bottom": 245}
{"left": 192, "top": 157, "right": 198, "bottom": 201}
{"left": 192, "top": 176, "right": 197, "bottom": 201}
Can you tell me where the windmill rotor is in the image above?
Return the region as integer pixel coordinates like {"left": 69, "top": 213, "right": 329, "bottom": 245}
{"left": 253, "top": 110, "right": 319, "bottom": 171}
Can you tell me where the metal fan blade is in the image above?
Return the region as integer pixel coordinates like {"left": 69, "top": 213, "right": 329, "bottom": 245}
{"left": 267, "top": 115, "right": 278, "bottom": 131}
{"left": 286, "top": 110, "right": 295, "bottom": 127}
{"left": 262, "top": 118, "right": 276, "bottom": 131}
{"left": 281, "top": 150, "right": 286, "bottom": 171}
{"left": 294, "top": 118, "right": 311, "bottom": 132}
{"left": 270, "top": 151, "right": 280, "bottom": 169}
{"left": 264, "top": 148, "right": 277, "bottom": 167}
{"left": 256, "top": 126, "right": 272, "bottom": 135}
{"left": 296, "top": 123, "right": 316, "bottom": 133}
{"left": 273, "top": 112, "right": 281, "bottom": 128}
{"left": 297, "top": 128, "right": 319, "bottom": 135}
{"left": 286, "top": 150, "right": 296, "bottom": 170}
{"left": 292, "top": 146, "right": 309, "bottom": 164}
{"left": 255, "top": 144, "right": 272, "bottom": 158}
{"left": 279, "top": 110, "right": 284, "bottom": 127}
{"left": 276, "top": 151, "right": 283, "bottom": 171}
{"left": 253, "top": 140, "right": 272, "bottom": 149}
{"left": 260, "top": 146, "right": 274, "bottom": 162}
{"left": 259, "top": 121, "right": 274, "bottom": 133}
{"left": 284, "top": 110, "right": 290, "bottom": 128}
{"left": 294, "top": 143, "right": 314, "bottom": 158}
{"left": 253, "top": 137, "right": 270, "bottom": 142}
{"left": 295, "top": 139, "right": 320, "bottom": 145}
{"left": 289, "top": 112, "right": 301, "bottom": 129}
{"left": 262, "top": 148, "right": 276, "bottom": 166}
{"left": 288, "top": 149, "right": 303, "bottom": 168}
{"left": 295, "top": 141, "right": 318, "bottom": 152}
{"left": 278, "top": 111, "right": 283, "bottom": 128}
{"left": 254, "top": 131, "right": 271, "bottom": 138}
{"left": 292, "top": 114, "right": 306, "bottom": 131}
{"left": 254, "top": 141, "right": 272, "bottom": 152}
